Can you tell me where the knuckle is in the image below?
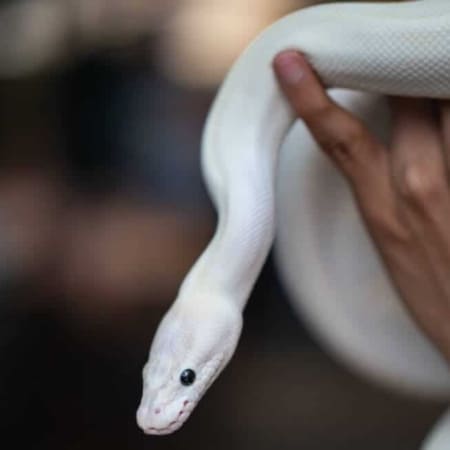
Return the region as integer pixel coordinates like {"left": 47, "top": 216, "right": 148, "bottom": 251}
{"left": 339, "top": 121, "right": 367, "bottom": 147}
{"left": 302, "top": 100, "right": 335, "bottom": 124}
{"left": 399, "top": 163, "right": 446, "bottom": 209}
{"left": 319, "top": 124, "right": 371, "bottom": 166}
{"left": 320, "top": 138, "right": 351, "bottom": 163}
{"left": 303, "top": 100, "right": 376, "bottom": 171}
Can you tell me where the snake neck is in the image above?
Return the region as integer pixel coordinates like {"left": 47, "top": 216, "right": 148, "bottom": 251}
{"left": 179, "top": 191, "right": 276, "bottom": 310}
{"left": 178, "top": 199, "right": 276, "bottom": 311}
{"left": 178, "top": 87, "right": 294, "bottom": 311}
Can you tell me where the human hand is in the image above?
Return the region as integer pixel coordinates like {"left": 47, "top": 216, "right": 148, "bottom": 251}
{"left": 273, "top": 50, "right": 450, "bottom": 362}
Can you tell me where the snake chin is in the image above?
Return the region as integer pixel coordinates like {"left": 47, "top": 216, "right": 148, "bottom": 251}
{"left": 144, "top": 425, "right": 180, "bottom": 436}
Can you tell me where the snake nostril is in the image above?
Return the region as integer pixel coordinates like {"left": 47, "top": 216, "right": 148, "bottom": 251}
{"left": 154, "top": 408, "right": 161, "bottom": 415}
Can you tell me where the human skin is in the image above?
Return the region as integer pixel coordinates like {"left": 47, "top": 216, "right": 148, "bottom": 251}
{"left": 273, "top": 50, "right": 450, "bottom": 363}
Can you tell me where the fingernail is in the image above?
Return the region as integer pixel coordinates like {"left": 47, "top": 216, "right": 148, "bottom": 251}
{"left": 274, "top": 51, "right": 303, "bottom": 85}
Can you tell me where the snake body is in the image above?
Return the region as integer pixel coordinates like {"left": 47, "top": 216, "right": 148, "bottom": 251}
{"left": 137, "top": 1, "right": 450, "bottom": 446}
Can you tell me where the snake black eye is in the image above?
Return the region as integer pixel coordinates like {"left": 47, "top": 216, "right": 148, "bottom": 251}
{"left": 180, "top": 369, "right": 196, "bottom": 386}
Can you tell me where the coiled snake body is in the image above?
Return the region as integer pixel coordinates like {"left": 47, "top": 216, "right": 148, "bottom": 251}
{"left": 137, "top": 1, "right": 450, "bottom": 447}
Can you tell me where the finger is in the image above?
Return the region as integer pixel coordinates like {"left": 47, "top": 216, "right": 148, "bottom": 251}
{"left": 390, "top": 98, "right": 450, "bottom": 304}
{"left": 439, "top": 99, "right": 450, "bottom": 168}
{"left": 273, "top": 50, "right": 401, "bottom": 238}
{"left": 273, "top": 51, "right": 383, "bottom": 181}
{"left": 389, "top": 97, "right": 449, "bottom": 215}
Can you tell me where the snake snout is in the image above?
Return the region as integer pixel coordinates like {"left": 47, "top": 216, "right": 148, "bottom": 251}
{"left": 137, "top": 399, "right": 193, "bottom": 435}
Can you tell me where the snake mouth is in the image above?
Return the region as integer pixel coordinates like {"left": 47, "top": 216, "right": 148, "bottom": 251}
{"left": 144, "top": 421, "right": 183, "bottom": 435}
{"left": 143, "top": 412, "right": 189, "bottom": 435}
{"left": 141, "top": 401, "right": 194, "bottom": 435}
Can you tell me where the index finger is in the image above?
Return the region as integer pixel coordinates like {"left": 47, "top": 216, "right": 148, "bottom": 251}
{"left": 272, "top": 50, "right": 398, "bottom": 234}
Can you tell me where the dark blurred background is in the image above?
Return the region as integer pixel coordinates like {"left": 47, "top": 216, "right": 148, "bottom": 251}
{"left": 0, "top": 0, "right": 445, "bottom": 449}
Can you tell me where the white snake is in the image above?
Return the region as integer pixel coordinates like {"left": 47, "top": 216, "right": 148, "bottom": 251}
{"left": 136, "top": 0, "right": 450, "bottom": 447}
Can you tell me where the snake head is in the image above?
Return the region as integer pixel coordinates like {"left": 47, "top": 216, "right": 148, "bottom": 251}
{"left": 136, "top": 297, "right": 242, "bottom": 435}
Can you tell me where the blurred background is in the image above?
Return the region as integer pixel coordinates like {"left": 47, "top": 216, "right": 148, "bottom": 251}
{"left": 0, "top": 0, "right": 445, "bottom": 449}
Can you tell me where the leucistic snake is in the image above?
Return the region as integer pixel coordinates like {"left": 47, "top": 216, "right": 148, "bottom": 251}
{"left": 136, "top": 1, "right": 450, "bottom": 447}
